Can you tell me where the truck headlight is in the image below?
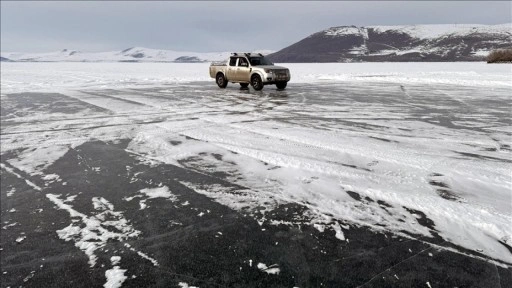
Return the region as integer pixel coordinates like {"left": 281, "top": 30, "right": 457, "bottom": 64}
{"left": 264, "top": 69, "right": 273, "bottom": 73}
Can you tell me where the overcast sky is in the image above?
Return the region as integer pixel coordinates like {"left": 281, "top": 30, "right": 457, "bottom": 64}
{"left": 1, "top": 1, "right": 511, "bottom": 53}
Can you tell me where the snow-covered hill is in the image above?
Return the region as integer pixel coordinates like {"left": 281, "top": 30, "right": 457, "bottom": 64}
{"left": 0, "top": 47, "right": 273, "bottom": 63}
{"left": 268, "top": 23, "right": 512, "bottom": 62}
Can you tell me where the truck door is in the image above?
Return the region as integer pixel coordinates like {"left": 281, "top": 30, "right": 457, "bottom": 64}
{"left": 235, "top": 57, "right": 251, "bottom": 82}
{"left": 226, "top": 57, "right": 237, "bottom": 79}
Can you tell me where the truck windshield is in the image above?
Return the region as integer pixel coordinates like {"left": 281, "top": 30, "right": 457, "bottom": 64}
{"left": 249, "top": 57, "right": 273, "bottom": 66}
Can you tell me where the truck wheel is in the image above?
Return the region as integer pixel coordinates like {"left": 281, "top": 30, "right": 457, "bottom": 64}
{"left": 251, "top": 74, "right": 263, "bottom": 91}
{"left": 240, "top": 83, "right": 249, "bottom": 88}
{"left": 216, "top": 73, "right": 228, "bottom": 88}
{"left": 276, "top": 82, "right": 287, "bottom": 90}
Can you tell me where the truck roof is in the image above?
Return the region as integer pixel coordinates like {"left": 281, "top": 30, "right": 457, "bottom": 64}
{"left": 231, "top": 52, "right": 265, "bottom": 57}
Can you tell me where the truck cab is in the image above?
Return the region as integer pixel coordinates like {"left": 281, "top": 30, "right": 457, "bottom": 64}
{"left": 227, "top": 55, "right": 251, "bottom": 82}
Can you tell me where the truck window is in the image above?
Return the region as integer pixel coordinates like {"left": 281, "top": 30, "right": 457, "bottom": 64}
{"left": 238, "top": 57, "right": 248, "bottom": 67}
{"left": 229, "top": 57, "right": 237, "bottom": 66}
{"left": 249, "top": 56, "right": 273, "bottom": 66}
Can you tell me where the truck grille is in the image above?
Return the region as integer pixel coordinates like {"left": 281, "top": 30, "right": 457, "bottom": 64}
{"left": 274, "top": 69, "right": 288, "bottom": 79}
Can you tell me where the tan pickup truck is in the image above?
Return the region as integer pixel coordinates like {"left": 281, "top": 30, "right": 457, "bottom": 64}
{"left": 209, "top": 53, "right": 290, "bottom": 91}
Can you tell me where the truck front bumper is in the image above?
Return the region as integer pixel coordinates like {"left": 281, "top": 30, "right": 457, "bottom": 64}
{"left": 263, "top": 71, "right": 290, "bottom": 83}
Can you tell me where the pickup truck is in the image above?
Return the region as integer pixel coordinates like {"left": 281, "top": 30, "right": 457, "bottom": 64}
{"left": 209, "top": 53, "right": 290, "bottom": 91}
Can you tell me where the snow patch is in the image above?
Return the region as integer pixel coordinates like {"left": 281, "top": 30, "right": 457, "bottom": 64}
{"left": 257, "top": 263, "right": 280, "bottom": 275}
{"left": 178, "top": 282, "right": 199, "bottom": 288}
{"left": 124, "top": 186, "right": 178, "bottom": 209}
{"left": 46, "top": 193, "right": 153, "bottom": 267}
{"left": 368, "top": 23, "right": 512, "bottom": 39}
{"left": 6, "top": 188, "right": 15, "bottom": 197}
{"left": 42, "top": 174, "right": 61, "bottom": 182}
{"left": 139, "top": 186, "right": 177, "bottom": 201}
{"left": 110, "top": 256, "right": 121, "bottom": 265}
{"left": 324, "top": 26, "right": 369, "bottom": 39}
{"left": 104, "top": 264, "right": 127, "bottom": 288}
{"left": 331, "top": 223, "right": 346, "bottom": 241}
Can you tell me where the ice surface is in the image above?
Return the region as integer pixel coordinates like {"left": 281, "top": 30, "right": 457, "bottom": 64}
{"left": 6, "top": 145, "right": 70, "bottom": 176}
{"left": 0, "top": 163, "right": 42, "bottom": 191}
{"left": 1, "top": 62, "right": 511, "bottom": 266}
{"left": 1, "top": 62, "right": 511, "bottom": 95}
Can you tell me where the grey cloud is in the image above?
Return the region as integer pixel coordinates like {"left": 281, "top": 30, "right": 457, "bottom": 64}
{"left": 1, "top": 1, "right": 510, "bottom": 53}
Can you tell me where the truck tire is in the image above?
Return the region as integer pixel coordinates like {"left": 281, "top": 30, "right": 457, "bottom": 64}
{"left": 240, "top": 83, "right": 249, "bottom": 88}
{"left": 216, "top": 73, "right": 228, "bottom": 88}
{"left": 276, "top": 82, "right": 287, "bottom": 90}
{"left": 251, "top": 74, "right": 263, "bottom": 91}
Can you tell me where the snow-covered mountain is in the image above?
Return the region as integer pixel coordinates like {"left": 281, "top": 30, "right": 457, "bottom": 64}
{"left": 268, "top": 23, "right": 512, "bottom": 62}
{"left": 0, "top": 47, "right": 273, "bottom": 63}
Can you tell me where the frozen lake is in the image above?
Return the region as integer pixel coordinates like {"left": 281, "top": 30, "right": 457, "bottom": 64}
{"left": 1, "top": 62, "right": 511, "bottom": 94}
{"left": 1, "top": 62, "right": 511, "bottom": 287}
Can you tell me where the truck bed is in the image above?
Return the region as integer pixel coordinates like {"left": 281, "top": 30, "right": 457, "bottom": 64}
{"left": 210, "top": 61, "right": 226, "bottom": 66}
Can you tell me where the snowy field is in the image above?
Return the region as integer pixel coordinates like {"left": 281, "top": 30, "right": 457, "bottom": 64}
{"left": 1, "top": 62, "right": 511, "bottom": 287}
{"left": 1, "top": 62, "right": 511, "bottom": 94}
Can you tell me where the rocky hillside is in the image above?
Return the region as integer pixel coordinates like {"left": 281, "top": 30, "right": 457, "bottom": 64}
{"left": 268, "top": 24, "right": 512, "bottom": 62}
